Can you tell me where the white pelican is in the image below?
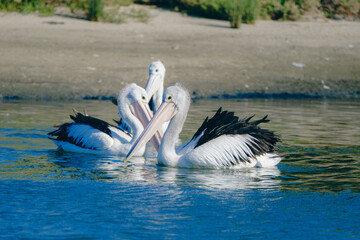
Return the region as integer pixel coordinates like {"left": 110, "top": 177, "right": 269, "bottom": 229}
{"left": 125, "top": 84, "right": 282, "bottom": 168}
{"left": 112, "top": 61, "right": 166, "bottom": 132}
{"left": 145, "top": 60, "right": 166, "bottom": 113}
{"left": 145, "top": 61, "right": 169, "bottom": 135}
{"left": 48, "top": 84, "right": 160, "bottom": 156}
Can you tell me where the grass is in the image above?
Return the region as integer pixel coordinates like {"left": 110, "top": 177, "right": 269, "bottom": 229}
{"left": 65, "top": 0, "right": 151, "bottom": 23}
{"left": 223, "top": 0, "right": 244, "bottom": 28}
{"left": 103, "top": 5, "right": 126, "bottom": 23}
{"left": 127, "top": 8, "right": 150, "bottom": 22}
{"left": 0, "top": 0, "right": 359, "bottom": 26}
{"left": 242, "top": 0, "right": 260, "bottom": 23}
{"left": 321, "top": 0, "right": 360, "bottom": 19}
{"left": 87, "top": 0, "right": 103, "bottom": 21}
{"left": 0, "top": 0, "right": 55, "bottom": 16}
{"left": 102, "top": 5, "right": 151, "bottom": 23}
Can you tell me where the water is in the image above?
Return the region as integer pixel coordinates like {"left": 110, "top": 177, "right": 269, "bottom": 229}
{"left": 0, "top": 99, "right": 359, "bottom": 239}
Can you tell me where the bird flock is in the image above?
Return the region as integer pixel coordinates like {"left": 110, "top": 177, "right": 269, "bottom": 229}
{"left": 49, "top": 61, "right": 281, "bottom": 168}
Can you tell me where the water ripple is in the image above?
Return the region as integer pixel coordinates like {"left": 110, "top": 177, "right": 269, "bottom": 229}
{"left": 1, "top": 99, "right": 360, "bottom": 239}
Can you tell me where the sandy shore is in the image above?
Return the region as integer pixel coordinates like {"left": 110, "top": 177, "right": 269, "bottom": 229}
{"left": 0, "top": 6, "right": 359, "bottom": 100}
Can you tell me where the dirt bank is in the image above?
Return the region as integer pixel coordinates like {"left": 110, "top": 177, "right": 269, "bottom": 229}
{"left": 0, "top": 7, "right": 359, "bottom": 100}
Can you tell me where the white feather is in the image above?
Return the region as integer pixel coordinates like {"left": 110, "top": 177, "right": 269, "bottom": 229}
{"left": 66, "top": 124, "right": 114, "bottom": 150}
{"left": 181, "top": 134, "right": 259, "bottom": 168}
{"left": 108, "top": 126, "right": 132, "bottom": 144}
{"left": 255, "top": 153, "right": 282, "bottom": 168}
{"left": 49, "top": 84, "right": 150, "bottom": 156}
{"left": 127, "top": 84, "right": 281, "bottom": 168}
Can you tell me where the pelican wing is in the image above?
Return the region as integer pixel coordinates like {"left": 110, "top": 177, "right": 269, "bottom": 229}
{"left": 69, "top": 112, "right": 131, "bottom": 137}
{"left": 181, "top": 108, "right": 280, "bottom": 167}
{"left": 183, "top": 134, "right": 261, "bottom": 168}
{"left": 191, "top": 107, "right": 279, "bottom": 151}
{"left": 48, "top": 113, "right": 131, "bottom": 150}
{"left": 49, "top": 123, "right": 117, "bottom": 150}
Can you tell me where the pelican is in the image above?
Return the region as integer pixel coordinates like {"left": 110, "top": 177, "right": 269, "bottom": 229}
{"left": 112, "top": 61, "right": 166, "bottom": 132}
{"left": 48, "top": 84, "right": 160, "bottom": 156}
{"left": 145, "top": 60, "right": 169, "bottom": 134}
{"left": 145, "top": 60, "right": 166, "bottom": 113}
{"left": 112, "top": 61, "right": 165, "bottom": 112}
{"left": 125, "top": 84, "right": 281, "bottom": 168}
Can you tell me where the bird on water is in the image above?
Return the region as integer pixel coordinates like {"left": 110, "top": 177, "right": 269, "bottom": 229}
{"left": 125, "top": 83, "right": 281, "bottom": 168}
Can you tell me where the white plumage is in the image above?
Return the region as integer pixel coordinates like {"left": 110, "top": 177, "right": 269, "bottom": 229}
{"left": 145, "top": 61, "right": 166, "bottom": 113}
{"left": 112, "top": 61, "right": 167, "bottom": 134}
{"left": 49, "top": 84, "right": 158, "bottom": 156}
{"left": 126, "top": 84, "right": 281, "bottom": 168}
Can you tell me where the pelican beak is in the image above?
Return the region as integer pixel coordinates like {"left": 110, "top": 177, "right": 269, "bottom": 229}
{"left": 145, "top": 73, "right": 161, "bottom": 100}
{"left": 130, "top": 101, "right": 162, "bottom": 151}
{"left": 124, "top": 102, "right": 178, "bottom": 162}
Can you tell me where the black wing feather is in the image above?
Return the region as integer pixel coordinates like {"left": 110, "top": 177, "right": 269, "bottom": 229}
{"left": 191, "top": 107, "right": 280, "bottom": 156}
{"left": 69, "top": 112, "right": 112, "bottom": 135}
{"left": 48, "top": 122, "right": 96, "bottom": 149}
{"left": 48, "top": 112, "right": 127, "bottom": 149}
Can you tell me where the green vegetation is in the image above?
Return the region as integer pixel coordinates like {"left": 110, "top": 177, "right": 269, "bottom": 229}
{"left": 87, "top": 0, "right": 103, "bottom": 21}
{"left": 0, "top": 0, "right": 55, "bottom": 16}
{"left": 1, "top": 0, "right": 359, "bottom": 27}
{"left": 127, "top": 8, "right": 151, "bottom": 22}
{"left": 223, "top": 0, "right": 260, "bottom": 28}
{"left": 321, "top": 0, "right": 360, "bottom": 19}
{"left": 136, "top": 0, "right": 360, "bottom": 27}
{"left": 0, "top": 0, "right": 151, "bottom": 23}
{"left": 242, "top": 0, "right": 260, "bottom": 23}
{"left": 224, "top": 0, "right": 244, "bottom": 28}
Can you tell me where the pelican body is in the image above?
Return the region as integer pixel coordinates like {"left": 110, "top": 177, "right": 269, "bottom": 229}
{"left": 126, "top": 84, "right": 281, "bottom": 168}
{"left": 49, "top": 84, "right": 159, "bottom": 156}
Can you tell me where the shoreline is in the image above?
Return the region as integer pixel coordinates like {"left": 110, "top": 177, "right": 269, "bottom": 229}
{"left": 0, "top": 7, "right": 359, "bottom": 100}
{"left": 2, "top": 91, "right": 359, "bottom": 102}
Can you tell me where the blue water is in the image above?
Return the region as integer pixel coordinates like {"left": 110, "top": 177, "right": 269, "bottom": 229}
{"left": 1, "top": 99, "right": 359, "bottom": 239}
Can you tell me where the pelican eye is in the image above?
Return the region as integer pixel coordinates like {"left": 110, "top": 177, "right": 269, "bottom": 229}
{"left": 141, "top": 95, "right": 146, "bottom": 100}
{"left": 155, "top": 69, "right": 158, "bottom": 72}
{"left": 167, "top": 95, "right": 172, "bottom": 101}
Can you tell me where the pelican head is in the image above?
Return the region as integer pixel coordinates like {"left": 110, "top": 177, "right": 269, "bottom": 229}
{"left": 118, "top": 83, "right": 162, "bottom": 151}
{"left": 145, "top": 61, "right": 166, "bottom": 110}
{"left": 119, "top": 82, "right": 147, "bottom": 101}
{"left": 162, "top": 83, "right": 190, "bottom": 113}
{"left": 117, "top": 84, "right": 152, "bottom": 138}
{"left": 125, "top": 83, "right": 190, "bottom": 161}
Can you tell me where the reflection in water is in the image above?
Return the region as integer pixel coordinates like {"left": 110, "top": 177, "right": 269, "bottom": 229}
{"left": 157, "top": 166, "right": 281, "bottom": 190}
{"left": 1, "top": 99, "right": 360, "bottom": 239}
{"left": 0, "top": 98, "right": 359, "bottom": 192}
{"left": 50, "top": 153, "right": 281, "bottom": 190}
